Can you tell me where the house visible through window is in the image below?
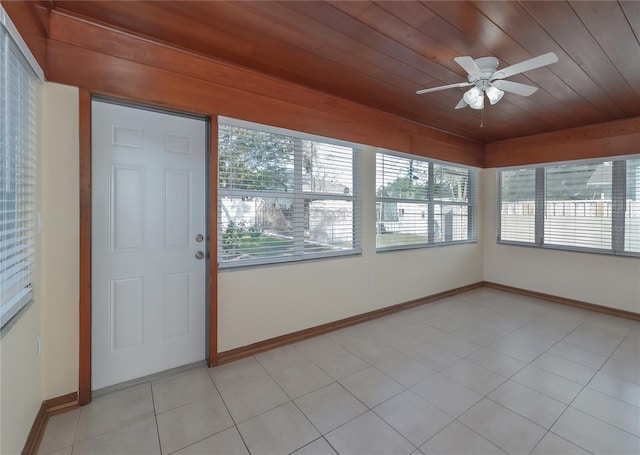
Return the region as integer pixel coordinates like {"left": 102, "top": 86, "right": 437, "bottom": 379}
{"left": 218, "top": 118, "right": 359, "bottom": 267}
{"left": 1, "top": 9, "right": 42, "bottom": 331}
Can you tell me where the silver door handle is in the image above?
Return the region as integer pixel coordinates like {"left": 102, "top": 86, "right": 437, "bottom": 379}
{"left": 195, "top": 234, "right": 204, "bottom": 242}
{"left": 195, "top": 251, "right": 204, "bottom": 260}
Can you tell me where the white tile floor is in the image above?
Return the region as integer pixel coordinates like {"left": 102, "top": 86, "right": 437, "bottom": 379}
{"left": 38, "top": 288, "right": 640, "bottom": 455}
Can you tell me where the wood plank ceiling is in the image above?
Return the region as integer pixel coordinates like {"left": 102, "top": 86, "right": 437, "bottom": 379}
{"left": 51, "top": 1, "right": 640, "bottom": 143}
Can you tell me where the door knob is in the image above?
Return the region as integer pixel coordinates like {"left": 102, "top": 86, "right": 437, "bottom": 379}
{"left": 195, "top": 234, "right": 204, "bottom": 242}
{"left": 195, "top": 251, "right": 204, "bottom": 260}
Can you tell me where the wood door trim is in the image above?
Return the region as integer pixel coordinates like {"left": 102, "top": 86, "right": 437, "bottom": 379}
{"left": 78, "top": 89, "right": 91, "bottom": 405}
{"left": 78, "top": 94, "right": 218, "bottom": 403}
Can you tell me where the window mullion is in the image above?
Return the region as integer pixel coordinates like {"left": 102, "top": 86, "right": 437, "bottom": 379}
{"left": 612, "top": 160, "right": 626, "bottom": 253}
{"left": 293, "top": 137, "right": 305, "bottom": 256}
{"left": 352, "top": 149, "right": 359, "bottom": 250}
{"left": 427, "top": 163, "right": 435, "bottom": 244}
{"left": 497, "top": 170, "right": 503, "bottom": 242}
{"left": 535, "top": 167, "right": 545, "bottom": 245}
{"left": 467, "top": 171, "right": 474, "bottom": 240}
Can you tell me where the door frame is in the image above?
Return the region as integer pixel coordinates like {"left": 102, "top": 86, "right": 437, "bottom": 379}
{"left": 78, "top": 90, "right": 218, "bottom": 405}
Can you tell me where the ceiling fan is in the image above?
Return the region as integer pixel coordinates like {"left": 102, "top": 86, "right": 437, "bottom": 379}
{"left": 416, "top": 52, "right": 558, "bottom": 110}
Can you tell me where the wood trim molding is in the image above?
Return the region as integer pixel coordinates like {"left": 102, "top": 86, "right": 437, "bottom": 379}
{"left": 217, "top": 282, "right": 484, "bottom": 364}
{"left": 78, "top": 89, "right": 92, "bottom": 406}
{"left": 21, "top": 403, "right": 46, "bottom": 455}
{"left": 485, "top": 117, "right": 640, "bottom": 168}
{"left": 42, "top": 392, "right": 80, "bottom": 415}
{"left": 483, "top": 281, "right": 640, "bottom": 321}
{"left": 45, "top": 11, "right": 484, "bottom": 167}
{"left": 22, "top": 393, "right": 79, "bottom": 455}
{"left": 2, "top": 1, "right": 50, "bottom": 74}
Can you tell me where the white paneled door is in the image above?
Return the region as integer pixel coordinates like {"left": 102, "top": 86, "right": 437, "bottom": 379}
{"left": 91, "top": 100, "right": 207, "bottom": 390}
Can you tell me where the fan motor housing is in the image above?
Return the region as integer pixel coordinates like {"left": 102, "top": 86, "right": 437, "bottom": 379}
{"left": 468, "top": 56, "right": 499, "bottom": 86}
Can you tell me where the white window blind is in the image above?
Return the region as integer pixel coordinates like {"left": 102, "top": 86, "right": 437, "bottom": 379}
{"left": 498, "top": 156, "right": 640, "bottom": 257}
{"left": 625, "top": 159, "right": 640, "bottom": 253}
{"left": 376, "top": 151, "right": 477, "bottom": 250}
{"left": 545, "top": 162, "right": 612, "bottom": 249}
{"left": 499, "top": 168, "right": 537, "bottom": 243}
{"left": 376, "top": 153, "right": 429, "bottom": 248}
{"left": 218, "top": 120, "right": 359, "bottom": 267}
{"left": 433, "top": 163, "right": 474, "bottom": 243}
{"left": 1, "top": 18, "right": 38, "bottom": 329}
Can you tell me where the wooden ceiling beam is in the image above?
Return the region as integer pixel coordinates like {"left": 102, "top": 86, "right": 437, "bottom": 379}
{"left": 46, "top": 11, "right": 484, "bottom": 167}
{"left": 485, "top": 117, "right": 640, "bottom": 168}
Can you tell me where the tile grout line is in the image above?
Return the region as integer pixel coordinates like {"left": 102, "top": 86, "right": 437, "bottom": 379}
{"left": 527, "top": 320, "right": 635, "bottom": 454}
{"left": 373, "top": 299, "right": 515, "bottom": 452}
{"left": 251, "top": 341, "right": 417, "bottom": 453}
{"left": 406, "top": 297, "right": 606, "bottom": 454}
{"left": 554, "top": 335, "right": 638, "bottom": 436}
{"left": 456, "top": 299, "right": 585, "bottom": 455}
{"left": 255, "top": 342, "right": 388, "bottom": 454}
{"left": 149, "top": 367, "right": 239, "bottom": 454}
{"left": 70, "top": 382, "right": 158, "bottom": 453}
{"left": 206, "top": 364, "right": 252, "bottom": 455}
{"left": 256, "top": 345, "right": 381, "bottom": 454}
{"left": 148, "top": 379, "right": 164, "bottom": 454}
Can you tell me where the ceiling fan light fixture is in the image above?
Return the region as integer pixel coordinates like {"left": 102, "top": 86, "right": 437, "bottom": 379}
{"left": 463, "top": 87, "right": 484, "bottom": 109}
{"left": 486, "top": 86, "right": 504, "bottom": 105}
{"left": 416, "top": 52, "right": 557, "bottom": 112}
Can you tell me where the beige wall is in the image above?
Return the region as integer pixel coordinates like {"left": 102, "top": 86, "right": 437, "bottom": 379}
{"left": 0, "top": 82, "right": 79, "bottom": 454}
{"left": 0, "top": 302, "right": 43, "bottom": 454}
{"left": 0, "top": 83, "right": 44, "bottom": 455}
{"left": 40, "top": 83, "right": 80, "bottom": 398}
{"left": 482, "top": 169, "right": 640, "bottom": 314}
{"left": 218, "top": 148, "right": 484, "bottom": 351}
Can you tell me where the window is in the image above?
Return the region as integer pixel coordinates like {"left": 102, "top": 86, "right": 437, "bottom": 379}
{"left": 1, "top": 9, "right": 42, "bottom": 330}
{"left": 498, "top": 157, "right": 640, "bottom": 256}
{"left": 376, "top": 151, "right": 477, "bottom": 250}
{"left": 499, "top": 168, "right": 537, "bottom": 243}
{"left": 218, "top": 119, "right": 359, "bottom": 267}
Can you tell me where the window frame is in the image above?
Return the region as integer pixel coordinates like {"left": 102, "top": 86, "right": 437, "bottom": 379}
{"left": 1, "top": 6, "right": 43, "bottom": 333}
{"left": 497, "top": 155, "right": 640, "bottom": 258}
{"left": 217, "top": 117, "right": 361, "bottom": 269}
{"left": 376, "top": 149, "right": 478, "bottom": 252}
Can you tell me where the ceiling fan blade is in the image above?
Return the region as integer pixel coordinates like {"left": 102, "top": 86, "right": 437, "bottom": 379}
{"left": 416, "top": 82, "right": 471, "bottom": 95}
{"left": 455, "top": 97, "right": 468, "bottom": 109}
{"left": 492, "top": 80, "right": 539, "bottom": 96}
{"left": 492, "top": 52, "right": 558, "bottom": 80}
{"left": 454, "top": 56, "right": 483, "bottom": 77}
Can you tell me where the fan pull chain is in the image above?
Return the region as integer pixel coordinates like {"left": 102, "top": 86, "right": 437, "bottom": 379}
{"left": 480, "top": 107, "right": 484, "bottom": 128}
